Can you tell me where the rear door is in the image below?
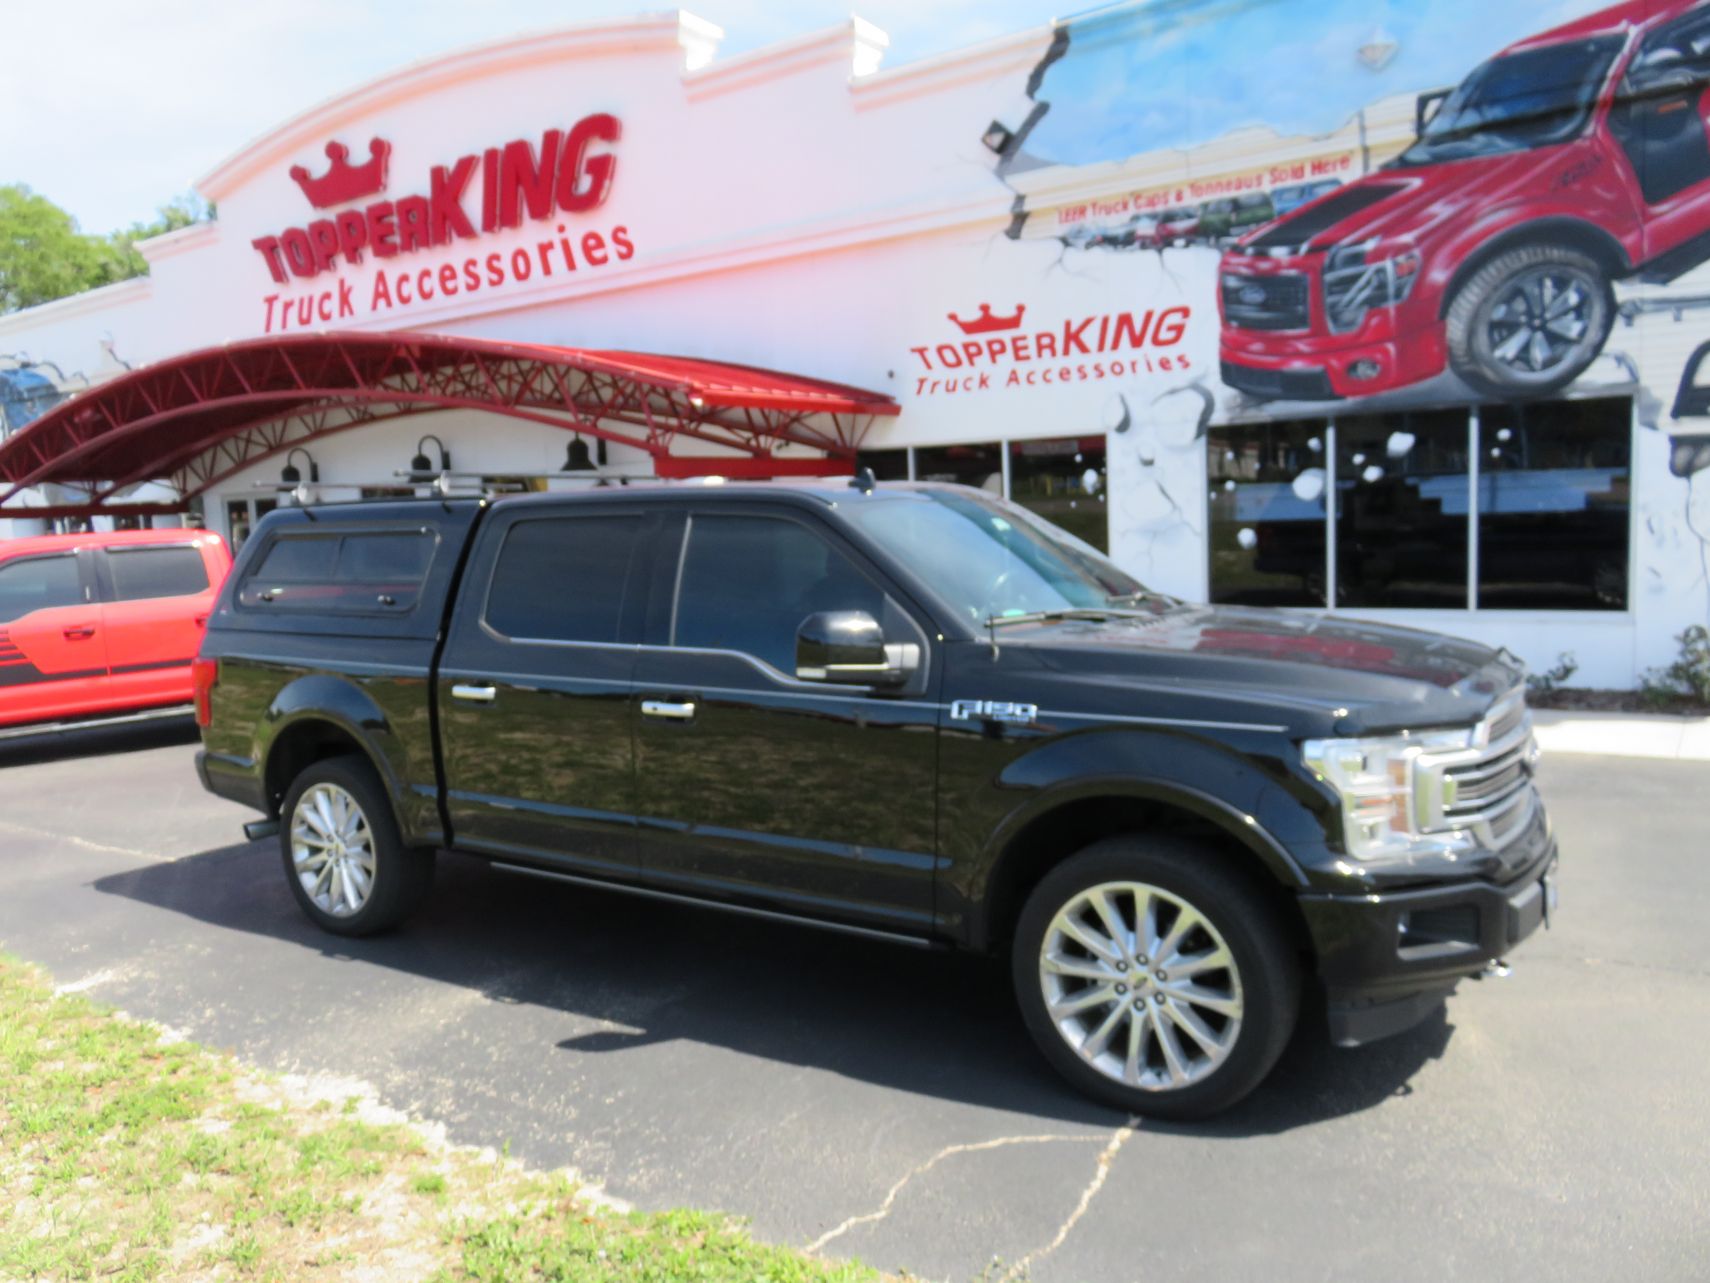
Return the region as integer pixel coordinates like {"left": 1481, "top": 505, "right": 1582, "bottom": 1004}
{"left": 0, "top": 550, "right": 106, "bottom": 727}
{"left": 95, "top": 540, "right": 219, "bottom": 711}
{"left": 437, "top": 503, "right": 657, "bottom": 876}
{"left": 631, "top": 505, "right": 940, "bottom": 936}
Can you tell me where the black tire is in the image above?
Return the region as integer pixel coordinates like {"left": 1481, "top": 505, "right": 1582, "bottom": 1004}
{"left": 1445, "top": 242, "right": 1613, "bottom": 400}
{"left": 278, "top": 754, "right": 433, "bottom": 937}
{"left": 1011, "top": 835, "right": 1299, "bottom": 1119}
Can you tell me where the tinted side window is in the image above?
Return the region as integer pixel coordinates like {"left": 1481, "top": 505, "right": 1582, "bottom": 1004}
{"left": 0, "top": 555, "right": 83, "bottom": 623}
{"left": 105, "top": 546, "right": 209, "bottom": 601}
{"left": 673, "top": 514, "right": 886, "bottom": 672}
{"left": 238, "top": 531, "right": 435, "bottom": 612}
{"left": 250, "top": 535, "right": 339, "bottom": 583}
{"left": 486, "top": 516, "right": 641, "bottom": 643}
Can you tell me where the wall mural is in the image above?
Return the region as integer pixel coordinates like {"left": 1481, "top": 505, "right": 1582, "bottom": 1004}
{"left": 928, "top": 0, "right": 1710, "bottom": 666}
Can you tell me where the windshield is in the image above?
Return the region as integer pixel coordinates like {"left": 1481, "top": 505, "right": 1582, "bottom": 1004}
{"left": 843, "top": 488, "right": 1146, "bottom": 626}
{"left": 1397, "top": 36, "right": 1622, "bottom": 166}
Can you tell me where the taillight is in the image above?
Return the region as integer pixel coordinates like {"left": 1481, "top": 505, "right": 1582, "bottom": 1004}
{"left": 192, "top": 657, "right": 219, "bottom": 728}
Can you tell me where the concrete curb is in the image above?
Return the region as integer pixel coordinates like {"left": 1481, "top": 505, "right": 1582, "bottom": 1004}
{"left": 1532, "top": 709, "right": 1710, "bottom": 762}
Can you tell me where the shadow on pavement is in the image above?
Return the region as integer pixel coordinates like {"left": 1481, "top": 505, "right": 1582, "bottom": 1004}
{"left": 92, "top": 841, "right": 1453, "bottom": 1134}
{"left": 0, "top": 718, "right": 200, "bottom": 768}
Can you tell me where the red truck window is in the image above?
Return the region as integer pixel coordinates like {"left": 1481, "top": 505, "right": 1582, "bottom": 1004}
{"left": 104, "top": 546, "right": 210, "bottom": 601}
{"left": 0, "top": 555, "right": 84, "bottom": 623}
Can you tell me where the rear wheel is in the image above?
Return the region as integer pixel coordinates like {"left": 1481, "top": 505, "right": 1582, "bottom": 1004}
{"left": 279, "top": 754, "right": 433, "bottom": 936}
{"left": 1445, "top": 243, "right": 1613, "bottom": 399}
{"left": 1011, "top": 836, "right": 1299, "bottom": 1119}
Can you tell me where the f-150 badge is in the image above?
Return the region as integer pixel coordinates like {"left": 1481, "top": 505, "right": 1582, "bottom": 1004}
{"left": 950, "top": 699, "right": 1038, "bottom": 724}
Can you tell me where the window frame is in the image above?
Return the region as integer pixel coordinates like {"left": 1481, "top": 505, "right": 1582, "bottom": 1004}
{"left": 234, "top": 524, "right": 441, "bottom": 618}
{"left": 1203, "top": 395, "right": 1637, "bottom": 617}
{"left": 660, "top": 505, "right": 931, "bottom": 688}
{"left": 0, "top": 551, "right": 91, "bottom": 624}
{"left": 476, "top": 508, "right": 653, "bottom": 650}
{"left": 96, "top": 542, "right": 212, "bottom": 604}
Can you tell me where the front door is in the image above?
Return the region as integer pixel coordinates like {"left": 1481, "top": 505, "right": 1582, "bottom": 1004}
{"left": 632, "top": 507, "right": 939, "bottom": 936}
{"left": 0, "top": 550, "right": 106, "bottom": 727}
{"left": 1610, "top": 8, "right": 1710, "bottom": 262}
{"left": 437, "top": 505, "right": 656, "bottom": 876}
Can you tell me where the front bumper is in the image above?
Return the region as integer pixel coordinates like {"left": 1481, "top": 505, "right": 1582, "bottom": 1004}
{"left": 1219, "top": 326, "right": 1448, "bottom": 399}
{"left": 1300, "top": 841, "right": 1558, "bottom": 1046}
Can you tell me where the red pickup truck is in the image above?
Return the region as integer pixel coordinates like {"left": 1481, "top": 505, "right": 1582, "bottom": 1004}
{"left": 0, "top": 528, "right": 231, "bottom": 732}
{"left": 1220, "top": 0, "right": 1710, "bottom": 402}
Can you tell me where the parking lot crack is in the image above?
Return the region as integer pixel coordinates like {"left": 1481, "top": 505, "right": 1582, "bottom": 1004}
{"left": 1000, "top": 1116, "right": 1139, "bottom": 1281}
{"left": 803, "top": 1131, "right": 1103, "bottom": 1255}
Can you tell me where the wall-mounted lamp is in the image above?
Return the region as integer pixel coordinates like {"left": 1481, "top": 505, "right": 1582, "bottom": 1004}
{"left": 563, "top": 434, "right": 598, "bottom": 472}
{"left": 410, "top": 434, "right": 451, "bottom": 481}
{"left": 981, "top": 120, "right": 1014, "bottom": 155}
{"left": 281, "top": 447, "right": 319, "bottom": 485}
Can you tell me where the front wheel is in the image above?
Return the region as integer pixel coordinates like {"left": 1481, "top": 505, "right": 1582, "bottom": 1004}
{"left": 279, "top": 754, "right": 433, "bottom": 937}
{"left": 1011, "top": 836, "right": 1299, "bottom": 1119}
{"left": 1445, "top": 243, "right": 1613, "bottom": 399}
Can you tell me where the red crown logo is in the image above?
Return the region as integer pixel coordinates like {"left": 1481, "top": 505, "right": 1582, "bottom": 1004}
{"left": 948, "top": 303, "right": 1025, "bottom": 335}
{"left": 290, "top": 138, "right": 392, "bottom": 209}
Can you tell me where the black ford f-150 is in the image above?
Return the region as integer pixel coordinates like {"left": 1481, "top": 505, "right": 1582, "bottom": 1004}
{"left": 194, "top": 479, "right": 1557, "bottom": 1117}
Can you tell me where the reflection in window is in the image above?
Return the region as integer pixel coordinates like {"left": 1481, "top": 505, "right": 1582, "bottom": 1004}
{"left": 1208, "top": 419, "right": 1329, "bottom": 606}
{"left": 1009, "top": 436, "right": 1108, "bottom": 552}
{"left": 855, "top": 448, "right": 910, "bottom": 481}
{"left": 1478, "top": 399, "right": 1630, "bottom": 610}
{"left": 1336, "top": 409, "right": 1469, "bottom": 608}
{"left": 914, "top": 443, "right": 1002, "bottom": 493}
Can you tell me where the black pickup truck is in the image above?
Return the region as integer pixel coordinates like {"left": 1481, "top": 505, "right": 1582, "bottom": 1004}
{"left": 194, "top": 479, "right": 1557, "bottom": 1117}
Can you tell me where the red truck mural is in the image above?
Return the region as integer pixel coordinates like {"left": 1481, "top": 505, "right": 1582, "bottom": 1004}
{"left": 1219, "top": 0, "right": 1710, "bottom": 402}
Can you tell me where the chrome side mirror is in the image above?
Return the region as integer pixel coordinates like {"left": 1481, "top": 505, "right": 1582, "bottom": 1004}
{"left": 795, "top": 611, "right": 918, "bottom": 686}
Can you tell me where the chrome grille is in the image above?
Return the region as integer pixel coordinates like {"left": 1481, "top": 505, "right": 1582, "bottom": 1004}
{"left": 1221, "top": 272, "right": 1310, "bottom": 331}
{"left": 1417, "top": 693, "right": 1537, "bottom": 846}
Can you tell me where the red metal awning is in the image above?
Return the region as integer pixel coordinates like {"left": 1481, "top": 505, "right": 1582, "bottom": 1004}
{"left": 0, "top": 331, "right": 900, "bottom": 517}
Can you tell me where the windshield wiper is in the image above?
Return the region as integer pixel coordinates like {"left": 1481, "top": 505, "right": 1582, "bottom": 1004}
{"left": 985, "top": 607, "right": 1142, "bottom": 628}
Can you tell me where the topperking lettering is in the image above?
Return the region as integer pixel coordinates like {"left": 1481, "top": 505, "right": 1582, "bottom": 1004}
{"left": 251, "top": 115, "right": 622, "bottom": 284}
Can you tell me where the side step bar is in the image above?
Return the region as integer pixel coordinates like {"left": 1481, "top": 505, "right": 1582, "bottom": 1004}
{"left": 490, "top": 861, "right": 941, "bottom": 949}
{"left": 0, "top": 704, "right": 195, "bottom": 743}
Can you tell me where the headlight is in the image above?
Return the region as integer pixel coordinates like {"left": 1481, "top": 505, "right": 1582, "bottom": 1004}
{"left": 1323, "top": 240, "right": 1421, "bottom": 333}
{"left": 1303, "top": 728, "right": 1476, "bottom": 859}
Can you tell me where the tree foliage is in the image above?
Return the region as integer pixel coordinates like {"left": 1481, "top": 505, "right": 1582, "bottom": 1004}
{"left": 0, "top": 186, "right": 211, "bottom": 314}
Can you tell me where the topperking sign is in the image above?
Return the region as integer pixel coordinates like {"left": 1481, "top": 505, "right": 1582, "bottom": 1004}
{"left": 249, "top": 114, "right": 631, "bottom": 332}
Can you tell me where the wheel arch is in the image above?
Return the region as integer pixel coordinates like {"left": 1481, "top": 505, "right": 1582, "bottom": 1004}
{"left": 257, "top": 676, "right": 405, "bottom": 828}
{"left": 971, "top": 779, "right": 1313, "bottom": 956}
{"left": 1438, "top": 217, "right": 1630, "bottom": 320}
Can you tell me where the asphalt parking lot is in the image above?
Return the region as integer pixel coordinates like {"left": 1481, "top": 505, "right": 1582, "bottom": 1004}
{"left": 1, "top": 721, "right": 1706, "bottom": 1281}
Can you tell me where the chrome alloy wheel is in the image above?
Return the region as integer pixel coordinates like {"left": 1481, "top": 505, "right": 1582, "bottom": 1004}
{"left": 290, "top": 783, "right": 376, "bottom": 918}
{"left": 1038, "top": 881, "right": 1244, "bottom": 1092}
{"left": 1483, "top": 267, "right": 1596, "bottom": 378}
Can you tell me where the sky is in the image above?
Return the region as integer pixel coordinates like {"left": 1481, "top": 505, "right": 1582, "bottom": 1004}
{"left": 0, "top": 0, "right": 1076, "bottom": 236}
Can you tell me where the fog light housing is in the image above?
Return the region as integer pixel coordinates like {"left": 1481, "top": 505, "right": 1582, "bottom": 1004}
{"left": 1348, "top": 358, "right": 1383, "bottom": 381}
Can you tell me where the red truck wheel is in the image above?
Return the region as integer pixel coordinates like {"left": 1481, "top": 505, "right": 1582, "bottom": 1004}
{"left": 1445, "top": 244, "right": 1613, "bottom": 399}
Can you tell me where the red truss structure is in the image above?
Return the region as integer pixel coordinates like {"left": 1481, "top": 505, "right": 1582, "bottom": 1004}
{"left": 0, "top": 332, "right": 900, "bottom": 517}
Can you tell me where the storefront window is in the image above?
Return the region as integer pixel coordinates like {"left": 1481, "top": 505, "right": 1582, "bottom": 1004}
{"left": 914, "top": 443, "right": 1002, "bottom": 494}
{"left": 855, "top": 448, "right": 910, "bottom": 481}
{"left": 1335, "top": 409, "right": 1470, "bottom": 608}
{"left": 1208, "top": 419, "right": 1330, "bottom": 606}
{"left": 1009, "top": 436, "right": 1108, "bottom": 552}
{"left": 1477, "top": 398, "right": 1630, "bottom": 610}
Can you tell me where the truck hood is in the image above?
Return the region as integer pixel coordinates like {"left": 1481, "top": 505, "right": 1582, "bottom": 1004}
{"left": 990, "top": 603, "right": 1523, "bottom": 736}
{"left": 1239, "top": 147, "right": 1593, "bottom": 256}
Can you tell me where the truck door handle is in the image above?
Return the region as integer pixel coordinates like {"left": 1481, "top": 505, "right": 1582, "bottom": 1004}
{"left": 62, "top": 626, "right": 97, "bottom": 641}
{"left": 641, "top": 699, "right": 697, "bottom": 721}
{"left": 451, "top": 683, "right": 497, "bottom": 703}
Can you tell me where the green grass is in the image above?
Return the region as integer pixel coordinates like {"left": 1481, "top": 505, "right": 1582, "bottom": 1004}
{"left": 0, "top": 952, "right": 880, "bottom": 1282}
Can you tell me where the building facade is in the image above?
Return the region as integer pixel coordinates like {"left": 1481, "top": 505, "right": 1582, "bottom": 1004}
{"left": 2, "top": 0, "right": 1708, "bottom": 688}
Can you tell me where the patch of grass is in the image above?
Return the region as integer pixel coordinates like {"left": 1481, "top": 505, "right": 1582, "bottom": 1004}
{"left": 0, "top": 952, "right": 881, "bottom": 1283}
